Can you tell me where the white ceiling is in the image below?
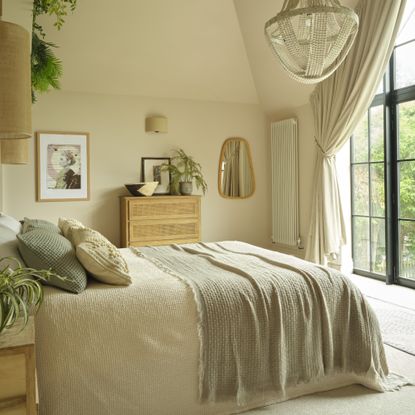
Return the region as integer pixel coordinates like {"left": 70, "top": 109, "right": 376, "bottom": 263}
{"left": 234, "top": 0, "right": 315, "bottom": 114}
{"left": 7, "top": 0, "right": 359, "bottom": 114}
{"left": 35, "top": 0, "right": 259, "bottom": 105}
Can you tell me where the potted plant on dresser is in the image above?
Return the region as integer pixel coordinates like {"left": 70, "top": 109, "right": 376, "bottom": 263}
{"left": 161, "top": 149, "right": 208, "bottom": 195}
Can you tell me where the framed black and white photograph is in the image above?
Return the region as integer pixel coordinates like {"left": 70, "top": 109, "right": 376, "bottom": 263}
{"left": 141, "top": 157, "right": 170, "bottom": 195}
{"left": 36, "top": 131, "right": 90, "bottom": 202}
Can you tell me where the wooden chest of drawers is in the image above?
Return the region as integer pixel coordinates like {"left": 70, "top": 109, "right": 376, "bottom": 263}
{"left": 120, "top": 196, "right": 201, "bottom": 247}
{"left": 0, "top": 317, "right": 37, "bottom": 415}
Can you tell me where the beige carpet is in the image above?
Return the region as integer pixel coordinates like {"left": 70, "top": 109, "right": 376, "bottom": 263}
{"left": 243, "top": 275, "right": 415, "bottom": 415}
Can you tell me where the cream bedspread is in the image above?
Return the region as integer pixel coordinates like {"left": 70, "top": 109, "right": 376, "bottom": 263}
{"left": 35, "top": 242, "right": 410, "bottom": 415}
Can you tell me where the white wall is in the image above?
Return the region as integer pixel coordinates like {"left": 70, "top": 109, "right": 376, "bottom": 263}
{"left": 3, "top": 91, "right": 270, "bottom": 248}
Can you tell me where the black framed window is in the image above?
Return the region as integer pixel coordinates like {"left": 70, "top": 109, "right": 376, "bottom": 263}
{"left": 351, "top": 1, "right": 415, "bottom": 288}
{"left": 351, "top": 103, "right": 386, "bottom": 277}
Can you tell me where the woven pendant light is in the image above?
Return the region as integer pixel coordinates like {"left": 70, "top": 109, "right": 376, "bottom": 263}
{"left": 265, "top": 0, "right": 359, "bottom": 84}
{"left": 0, "top": 0, "right": 32, "bottom": 139}
{"left": 0, "top": 139, "right": 29, "bottom": 164}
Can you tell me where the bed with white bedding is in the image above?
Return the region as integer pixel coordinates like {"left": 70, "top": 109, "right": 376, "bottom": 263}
{"left": 35, "top": 241, "right": 410, "bottom": 415}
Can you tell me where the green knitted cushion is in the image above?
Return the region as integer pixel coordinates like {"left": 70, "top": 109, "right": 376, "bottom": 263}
{"left": 17, "top": 230, "right": 87, "bottom": 293}
{"left": 22, "top": 218, "right": 61, "bottom": 234}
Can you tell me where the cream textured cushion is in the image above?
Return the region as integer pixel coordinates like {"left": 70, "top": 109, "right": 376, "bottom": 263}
{"left": 0, "top": 212, "right": 22, "bottom": 234}
{"left": 72, "top": 227, "right": 131, "bottom": 286}
{"left": 0, "top": 224, "right": 26, "bottom": 269}
{"left": 58, "top": 217, "right": 85, "bottom": 244}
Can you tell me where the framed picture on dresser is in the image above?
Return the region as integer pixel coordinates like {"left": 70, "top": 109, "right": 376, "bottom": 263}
{"left": 36, "top": 131, "right": 90, "bottom": 202}
{"left": 141, "top": 157, "right": 171, "bottom": 195}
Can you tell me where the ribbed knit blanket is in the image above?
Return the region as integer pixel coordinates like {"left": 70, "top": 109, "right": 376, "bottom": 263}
{"left": 140, "top": 242, "right": 410, "bottom": 404}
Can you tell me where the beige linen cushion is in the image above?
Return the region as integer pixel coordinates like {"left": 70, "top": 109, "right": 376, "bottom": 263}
{"left": 71, "top": 227, "right": 131, "bottom": 286}
{"left": 58, "top": 217, "right": 85, "bottom": 244}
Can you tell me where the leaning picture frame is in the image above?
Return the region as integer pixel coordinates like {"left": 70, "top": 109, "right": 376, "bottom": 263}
{"left": 36, "top": 131, "right": 90, "bottom": 202}
{"left": 141, "top": 157, "right": 171, "bottom": 195}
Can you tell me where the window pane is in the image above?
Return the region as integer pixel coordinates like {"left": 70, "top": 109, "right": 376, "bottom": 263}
{"left": 395, "top": 41, "right": 415, "bottom": 89}
{"left": 371, "top": 164, "right": 385, "bottom": 217}
{"left": 352, "top": 115, "right": 368, "bottom": 163}
{"left": 396, "top": 0, "right": 415, "bottom": 45}
{"left": 370, "top": 105, "right": 384, "bottom": 161}
{"left": 399, "top": 161, "right": 415, "bottom": 219}
{"left": 399, "top": 220, "right": 415, "bottom": 280}
{"left": 353, "top": 217, "right": 370, "bottom": 271}
{"left": 398, "top": 100, "right": 415, "bottom": 160}
{"left": 352, "top": 164, "right": 369, "bottom": 215}
{"left": 375, "top": 78, "right": 384, "bottom": 96}
{"left": 371, "top": 218, "right": 386, "bottom": 274}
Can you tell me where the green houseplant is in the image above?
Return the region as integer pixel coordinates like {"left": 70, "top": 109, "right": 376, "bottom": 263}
{"left": 161, "top": 149, "right": 208, "bottom": 196}
{"left": 0, "top": 258, "right": 59, "bottom": 335}
{"left": 31, "top": 0, "right": 78, "bottom": 102}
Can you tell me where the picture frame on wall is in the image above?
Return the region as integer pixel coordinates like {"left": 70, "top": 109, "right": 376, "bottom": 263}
{"left": 141, "top": 157, "right": 171, "bottom": 195}
{"left": 36, "top": 131, "right": 90, "bottom": 202}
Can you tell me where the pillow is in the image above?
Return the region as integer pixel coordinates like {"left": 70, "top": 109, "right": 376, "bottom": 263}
{"left": 0, "top": 212, "right": 22, "bottom": 234}
{"left": 22, "top": 217, "right": 61, "bottom": 234}
{"left": 17, "top": 230, "right": 87, "bottom": 293}
{"left": 0, "top": 224, "right": 26, "bottom": 269}
{"left": 71, "top": 227, "right": 131, "bottom": 286}
{"left": 58, "top": 217, "right": 85, "bottom": 244}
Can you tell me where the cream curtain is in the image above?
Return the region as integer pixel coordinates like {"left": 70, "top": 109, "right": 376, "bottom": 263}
{"left": 305, "top": 0, "right": 407, "bottom": 264}
{"left": 239, "top": 143, "right": 253, "bottom": 197}
{"left": 223, "top": 140, "right": 240, "bottom": 197}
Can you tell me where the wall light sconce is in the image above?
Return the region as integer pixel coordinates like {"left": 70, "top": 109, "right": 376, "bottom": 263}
{"left": 0, "top": 0, "right": 32, "bottom": 140}
{"left": 145, "top": 116, "right": 168, "bottom": 134}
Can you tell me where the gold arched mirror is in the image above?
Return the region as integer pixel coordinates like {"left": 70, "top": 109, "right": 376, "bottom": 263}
{"left": 218, "top": 137, "right": 255, "bottom": 199}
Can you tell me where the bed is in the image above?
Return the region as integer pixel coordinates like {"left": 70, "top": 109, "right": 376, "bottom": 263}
{"left": 34, "top": 241, "right": 410, "bottom": 415}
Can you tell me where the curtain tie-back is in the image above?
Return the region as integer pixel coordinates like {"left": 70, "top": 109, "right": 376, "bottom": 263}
{"left": 314, "top": 138, "right": 335, "bottom": 159}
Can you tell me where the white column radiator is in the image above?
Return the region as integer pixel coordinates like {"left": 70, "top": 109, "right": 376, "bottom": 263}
{"left": 271, "top": 118, "right": 299, "bottom": 247}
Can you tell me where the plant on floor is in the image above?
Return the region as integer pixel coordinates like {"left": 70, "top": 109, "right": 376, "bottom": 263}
{"left": 0, "top": 258, "right": 60, "bottom": 335}
{"left": 161, "top": 149, "right": 208, "bottom": 196}
{"left": 31, "top": 0, "right": 78, "bottom": 102}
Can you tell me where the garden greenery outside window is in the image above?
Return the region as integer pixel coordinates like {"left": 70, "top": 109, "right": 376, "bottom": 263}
{"left": 350, "top": 0, "right": 415, "bottom": 287}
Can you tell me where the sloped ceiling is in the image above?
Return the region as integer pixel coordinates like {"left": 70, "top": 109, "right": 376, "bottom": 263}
{"left": 34, "top": 0, "right": 259, "bottom": 105}
{"left": 7, "top": 0, "right": 358, "bottom": 114}
{"left": 234, "top": 0, "right": 315, "bottom": 114}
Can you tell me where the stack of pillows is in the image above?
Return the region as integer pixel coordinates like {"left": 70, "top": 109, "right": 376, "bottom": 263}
{"left": 0, "top": 213, "right": 132, "bottom": 294}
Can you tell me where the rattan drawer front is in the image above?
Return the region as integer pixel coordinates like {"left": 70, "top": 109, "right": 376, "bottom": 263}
{"left": 0, "top": 354, "right": 26, "bottom": 401}
{"left": 129, "top": 219, "right": 199, "bottom": 243}
{"left": 120, "top": 196, "right": 201, "bottom": 247}
{"left": 129, "top": 198, "right": 199, "bottom": 220}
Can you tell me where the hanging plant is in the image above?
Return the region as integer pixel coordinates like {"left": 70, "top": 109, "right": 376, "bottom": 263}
{"left": 31, "top": 0, "right": 78, "bottom": 102}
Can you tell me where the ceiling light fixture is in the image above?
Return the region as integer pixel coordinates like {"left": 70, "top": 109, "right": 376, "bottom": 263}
{"left": 0, "top": 0, "right": 32, "bottom": 139}
{"left": 265, "top": 0, "right": 359, "bottom": 84}
{"left": 1, "top": 139, "right": 29, "bottom": 165}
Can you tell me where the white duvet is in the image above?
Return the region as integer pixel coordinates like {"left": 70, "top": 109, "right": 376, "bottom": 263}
{"left": 35, "top": 242, "right": 407, "bottom": 415}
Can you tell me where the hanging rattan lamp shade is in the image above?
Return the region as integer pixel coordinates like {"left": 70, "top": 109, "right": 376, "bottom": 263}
{"left": 0, "top": 12, "right": 32, "bottom": 139}
{"left": 0, "top": 139, "right": 29, "bottom": 164}
{"left": 265, "top": 0, "right": 359, "bottom": 84}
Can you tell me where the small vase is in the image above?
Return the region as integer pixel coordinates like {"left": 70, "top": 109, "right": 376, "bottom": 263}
{"left": 179, "top": 181, "right": 193, "bottom": 195}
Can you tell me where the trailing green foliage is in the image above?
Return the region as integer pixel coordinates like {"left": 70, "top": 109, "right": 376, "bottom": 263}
{"left": 161, "top": 149, "right": 208, "bottom": 195}
{"left": 31, "top": 34, "right": 63, "bottom": 103}
{"left": 0, "top": 258, "right": 61, "bottom": 334}
{"left": 33, "top": 0, "right": 78, "bottom": 34}
{"left": 31, "top": 0, "right": 77, "bottom": 102}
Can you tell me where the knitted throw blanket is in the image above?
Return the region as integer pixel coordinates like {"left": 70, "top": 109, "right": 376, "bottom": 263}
{"left": 140, "top": 242, "right": 410, "bottom": 404}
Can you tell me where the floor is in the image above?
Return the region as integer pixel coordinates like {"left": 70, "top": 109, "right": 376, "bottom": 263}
{"left": 244, "top": 274, "right": 415, "bottom": 415}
